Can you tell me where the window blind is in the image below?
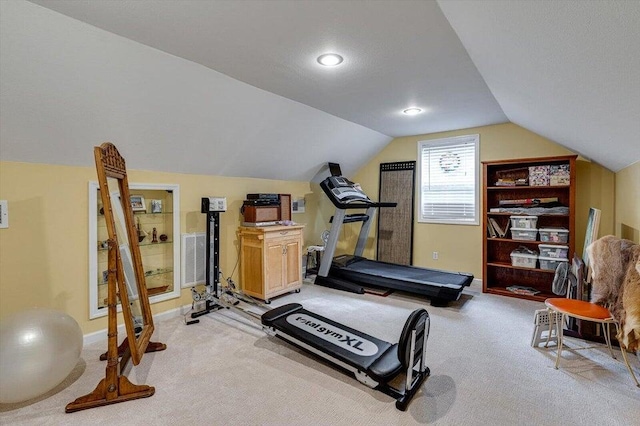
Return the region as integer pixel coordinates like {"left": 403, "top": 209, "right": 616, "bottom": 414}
{"left": 418, "top": 135, "right": 479, "bottom": 225}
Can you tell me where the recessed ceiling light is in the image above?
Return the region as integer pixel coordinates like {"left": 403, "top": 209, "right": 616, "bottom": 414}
{"left": 402, "top": 107, "right": 423, "bottom": 116}
{"left": 317, "top": 53, "right": 344, "bottom": 67}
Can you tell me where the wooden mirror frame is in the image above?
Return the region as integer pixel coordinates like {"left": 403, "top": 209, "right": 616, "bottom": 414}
{"left": 95, "top": 142, "right": 154, "bottom": 365}
{"left": 66, "top": 143, "right": 162, "bottom": 413}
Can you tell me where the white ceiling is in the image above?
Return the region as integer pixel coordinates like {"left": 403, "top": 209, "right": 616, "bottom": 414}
{"left": 26, "top": 0, "right": 507, "bottom": 138}
{"left": 2, "top": 0, "right": 638, "bottom": 180}
{"left": 438, "top": 0, "right": 640, "bottom": 173}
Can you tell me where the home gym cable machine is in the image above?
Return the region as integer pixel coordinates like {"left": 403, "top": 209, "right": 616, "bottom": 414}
{"left": 184, "top": 196, "right": 431, "bottom": 410}
{"left": 186, "top": 197, "right": 228, "bottom": 323}
{"left": 188, "top": 197, "right": 265, "bottom": 325}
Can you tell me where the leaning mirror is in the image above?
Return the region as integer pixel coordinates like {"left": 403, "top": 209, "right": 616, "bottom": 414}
{"left": 94, "top": 143, "right": 154, "bottom": 365}
{"left": 67, "top": 142, "right": 163, "bottom": 413}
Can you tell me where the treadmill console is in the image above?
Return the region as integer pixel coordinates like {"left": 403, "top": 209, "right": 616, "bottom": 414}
{"left": 323, "top": 176, "right": 371, "bottom": 205}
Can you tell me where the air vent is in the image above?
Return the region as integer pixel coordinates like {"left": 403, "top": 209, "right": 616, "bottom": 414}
{"left": 181, "top": 232, "right": 206, "bottom": 288}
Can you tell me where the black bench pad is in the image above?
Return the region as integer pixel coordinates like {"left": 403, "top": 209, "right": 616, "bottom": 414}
{"left": 262, "top": 303, "right": 402, "bottom": 383}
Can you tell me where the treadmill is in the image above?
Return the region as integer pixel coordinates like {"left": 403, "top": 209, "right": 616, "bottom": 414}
{"left": 314, "top": 163, "right": 473, "bottom": 306}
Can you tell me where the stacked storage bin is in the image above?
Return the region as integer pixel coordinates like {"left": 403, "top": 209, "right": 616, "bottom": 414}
{"left": 538, "top": 244, "right": 569, "bottom": 270}
{"left": 539, "top": 228, "right": 569, "bottom": 243}
{"left": 510, "top": 216, "right": 538, "bottom": 241}
{"left": 510, "top": 246, "right": 538, "bottom": 268}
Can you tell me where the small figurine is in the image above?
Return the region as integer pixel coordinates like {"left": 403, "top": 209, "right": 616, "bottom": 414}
{"left": 136, "top": 217, "right": 147, "bottom": 243}
{"left": 152, "top": 227, "right": 158, "bottom": 243}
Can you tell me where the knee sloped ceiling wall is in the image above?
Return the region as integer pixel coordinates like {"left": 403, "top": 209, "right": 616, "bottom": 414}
{"left": 11, "top": 0, "right": 640, "bottom": 174}
{"left": 0, "top": 1, "right": 391, "bottom": 182}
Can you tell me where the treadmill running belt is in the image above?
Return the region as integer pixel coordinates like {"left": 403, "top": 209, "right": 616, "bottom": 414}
{"left": 344, "top": 260, "right": 471, "bottom": 289}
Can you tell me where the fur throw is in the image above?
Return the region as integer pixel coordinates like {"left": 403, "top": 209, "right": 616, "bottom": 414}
{"left": 587, "top": 235, "right": 640, "bottom": 351}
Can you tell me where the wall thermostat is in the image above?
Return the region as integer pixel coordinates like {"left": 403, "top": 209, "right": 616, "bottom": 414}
{"left": 0, "top": 200, "right": 8, "bottom": 229}
{"left": 201, "top": 197, "right": 227, "bottom": 213}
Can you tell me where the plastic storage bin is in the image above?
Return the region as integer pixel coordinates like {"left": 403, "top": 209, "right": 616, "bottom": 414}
{"left": 510, "top": 215, "right": 538, "bottom": 229}
{"left": 539, "top": 256, "right": 569, "bottom": 271}
{"left": 539, "top": 228, "right": 569, "bottom": 243}
{"left": 511, "top": 228, "right": 538, "bottom": 241}
{"left": 510, "top": 252, "right": 538, "bottom": 268}
{"left": 538, "top": 244, "right": 569, "bottom": 259}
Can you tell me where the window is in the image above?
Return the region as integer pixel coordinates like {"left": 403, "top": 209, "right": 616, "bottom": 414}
{"left": 417, "top": 134, "right": 479, "bottom": 225}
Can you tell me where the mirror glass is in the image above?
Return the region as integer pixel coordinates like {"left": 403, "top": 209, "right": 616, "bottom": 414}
{"left": 109, "top": 180, "right": 145, "bottom": 336}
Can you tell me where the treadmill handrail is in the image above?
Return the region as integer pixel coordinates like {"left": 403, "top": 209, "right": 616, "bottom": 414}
{"left": 320, "top": 177, "right": 397, "bottom": 209}
{"left": 340, "top": 201, "right": 397, "bottom": 209}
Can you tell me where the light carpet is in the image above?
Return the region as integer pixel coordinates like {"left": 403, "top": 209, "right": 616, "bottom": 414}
{"left": 1, "top": 281, "right": 638, "bottom": 425}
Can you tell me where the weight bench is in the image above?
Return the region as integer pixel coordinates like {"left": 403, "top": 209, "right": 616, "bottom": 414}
{"left": 261, "top": 303, "right": 430, "bottom": 411}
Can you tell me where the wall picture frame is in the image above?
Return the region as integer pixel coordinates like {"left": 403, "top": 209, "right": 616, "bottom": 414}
{"left": 582, "top": 207, "right": 601, "bottom": 282}
{"left": 292, "top": 196, "right": 305, "bottom": 214}
{"left": 150, "top": 199, "right": 162, "bottom": 213}
{"left": 130, "top": 195, "right": 146, "bottom": 212}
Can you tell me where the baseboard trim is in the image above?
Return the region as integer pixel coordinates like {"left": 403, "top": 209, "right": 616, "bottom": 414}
{"left": 83, "top": 304, "right": 191, "bottom": 346}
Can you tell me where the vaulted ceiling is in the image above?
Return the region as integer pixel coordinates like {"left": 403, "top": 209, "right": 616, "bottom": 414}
{"left": 1, "top": 1, "right": 638, "bottom": 181}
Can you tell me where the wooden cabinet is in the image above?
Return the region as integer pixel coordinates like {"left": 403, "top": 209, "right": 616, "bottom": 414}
{"left": 239, "top": 225, "right": 304, "bottom": 302}
{"left": 482, "top": 155, "right": 577, "bottom": 301}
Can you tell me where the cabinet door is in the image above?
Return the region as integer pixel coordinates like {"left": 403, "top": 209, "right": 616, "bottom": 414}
{"left": 283, "top": 239, "right": 301, "bottom": 288}
{"left": 265, "top": 242, "right": 285, "bottom": 293}
{"left": 240, "top": 243, "right": 264, "bottom": 296}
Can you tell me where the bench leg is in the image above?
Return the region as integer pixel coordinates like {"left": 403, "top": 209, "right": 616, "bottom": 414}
{"left": 602, "top": 322, "right": 615, "bottom": 359}
{"left": 612, "top": 322, "right": 640, "bottom": 387}
{"left": 618, "top": 348, "right": 640, "bottom": 387}
{"left": 554, "top": 313, "right": 565, "bottom": 369}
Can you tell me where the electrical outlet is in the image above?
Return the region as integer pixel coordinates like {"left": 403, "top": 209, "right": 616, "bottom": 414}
{"left": 432, "top": 251, "right": 438, "bottom": 260}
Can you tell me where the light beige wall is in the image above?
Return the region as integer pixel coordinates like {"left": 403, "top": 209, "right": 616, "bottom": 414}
{"left": 575, "top": 159, "right": 615, "bottom": 252}
{"left": 0, "top": 161, "right": 313, "bottom": 333}
{"left": 331, "top": 123, "right": 615, "bottom": 278}
{"left": 615, "top": 161, "right": 640, "bottom": 242}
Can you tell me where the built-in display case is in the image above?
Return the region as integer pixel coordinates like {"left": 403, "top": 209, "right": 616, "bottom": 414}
{"left": 89, "top": 182, "right": 180, "bottom": 319}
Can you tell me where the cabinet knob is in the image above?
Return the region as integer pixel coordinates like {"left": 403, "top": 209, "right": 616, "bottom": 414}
{"left": 280, "top": 231, "right": 288, "bottom": 235}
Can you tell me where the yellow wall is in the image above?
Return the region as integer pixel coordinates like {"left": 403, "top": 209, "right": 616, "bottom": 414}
{"left": 0, "top": 161, "right": 314, "bottom": 334}
{"left": 0, "top": 124, "right": 630, "bottom": 335}
{"left": 615, "top": 161, "right": 640, "bottom": 242}
{"left": 323, "top": 123, "right": 615, "bottom": 278}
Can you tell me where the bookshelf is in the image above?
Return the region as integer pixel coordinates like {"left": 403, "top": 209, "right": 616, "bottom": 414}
{"left": 482, "top": 155, "right": 577, "bottom": 301}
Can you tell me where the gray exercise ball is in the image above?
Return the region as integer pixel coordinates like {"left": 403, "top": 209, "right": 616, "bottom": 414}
{"left": 0, "top": 308, "right": 83, "bottom": 403}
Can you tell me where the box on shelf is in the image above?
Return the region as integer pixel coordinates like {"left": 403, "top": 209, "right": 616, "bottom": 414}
{"left": 510, "top": 215, "right": 538, "bottom": 229}
{"left": 495, "top": 167, "right": 529, "bottom": 186}
{"left": 511, "top": 227, "right": 538, "bottom": 241}
{"left": 528, "top": 165, "right": 550, "bottom": 186}
{"left": 539, "top": 227, "right": 569, "bottom": 243}
{"left": 538, "top": 244, "right": 569, "bottom": 259}
{"left": 549, "top": 164, "right": 570, "bottom": 186}
{"left": 510, "top": 251, "right": 538, "bottom": 269}
{"left": 539, "top": 256, "right": 569, "bottom": 271}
